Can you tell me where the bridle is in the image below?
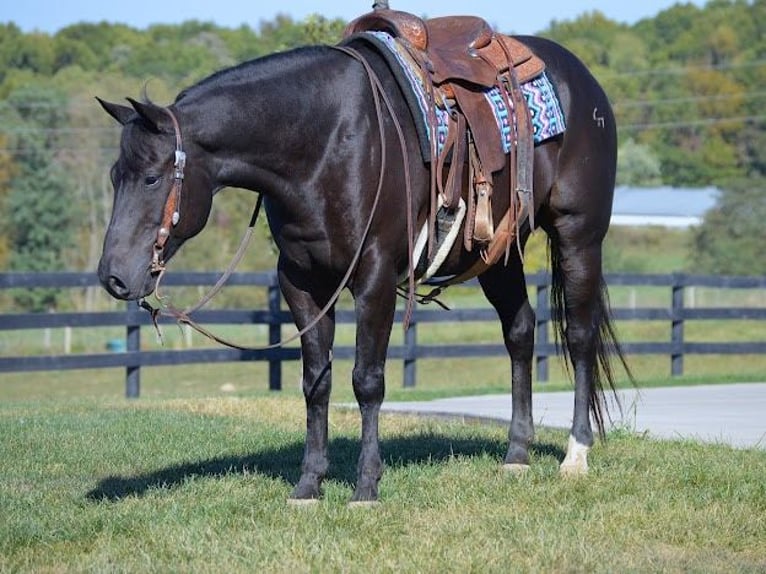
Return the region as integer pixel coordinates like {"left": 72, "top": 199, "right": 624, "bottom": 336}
{"left": 150, "top": 107, "right": 187, "bottom": 274}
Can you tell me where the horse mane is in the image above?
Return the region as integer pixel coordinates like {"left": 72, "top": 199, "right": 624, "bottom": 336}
{"left": 116, "top": 45, "right": 334, "bottom": 167}
{"left": 174, "top": 45, "right": 330, "bottom": 104}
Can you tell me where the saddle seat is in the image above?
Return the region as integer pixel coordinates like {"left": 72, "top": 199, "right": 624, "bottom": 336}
{"left": 345, "top": 10, "right": 544, "bottom": 91}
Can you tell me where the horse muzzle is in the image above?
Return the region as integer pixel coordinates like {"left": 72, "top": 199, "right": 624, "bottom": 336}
{"left": 97, "top": 256, "right": 158, "bottom": 301}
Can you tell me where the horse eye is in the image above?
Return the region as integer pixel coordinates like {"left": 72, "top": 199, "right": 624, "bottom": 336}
{"left": 144, "top": 175, "right": 161, "bottom": 188}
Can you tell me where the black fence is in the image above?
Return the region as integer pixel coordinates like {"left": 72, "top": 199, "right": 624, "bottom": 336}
{"left": 2, "top": 271, "right": 765, "bottom": 397}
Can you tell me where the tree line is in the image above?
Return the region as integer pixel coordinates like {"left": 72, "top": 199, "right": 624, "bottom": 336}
{"left": 0, "top": 2, "right": 764, "bottom": 311}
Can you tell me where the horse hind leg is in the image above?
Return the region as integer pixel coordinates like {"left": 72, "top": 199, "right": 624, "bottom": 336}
{"left": 478, "top": 256, "right": 535, "bottom": 472}
{"left": 548, "top": 225, "right": 621, "bottom": 477}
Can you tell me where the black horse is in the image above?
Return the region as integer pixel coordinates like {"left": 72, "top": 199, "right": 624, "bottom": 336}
{"left": 97, "top": 20, "right": 629, "bottom": 504}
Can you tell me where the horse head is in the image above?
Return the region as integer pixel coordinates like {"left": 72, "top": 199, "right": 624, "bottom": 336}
{"left": 96, "top": 97, "right": 213, "bottom": 300}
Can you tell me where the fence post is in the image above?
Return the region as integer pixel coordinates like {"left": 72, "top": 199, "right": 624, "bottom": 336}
{"left": 403, "top": 319, "right": 417, "bottom": 388}
{"left": 268, "top": 279, "right": 282, "bottom": 391}
{"left": 671, "top": 274, "right": 684, "bottom": 376}
{"left": 125, "top": 301, "right": 141, "bottom": 398}
{"left": 535, "top": 279, "right": 550, "bottom": 383}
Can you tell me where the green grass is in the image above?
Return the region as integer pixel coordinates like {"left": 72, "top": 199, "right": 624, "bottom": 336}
{"left": 1, "top": 350, "right": 765, "bottom": 407}
{"left": 604, "top": 226, "right": 693, "bottom": 273}
{"left": 1, "top": 395, "right": 764, "bottom": 572}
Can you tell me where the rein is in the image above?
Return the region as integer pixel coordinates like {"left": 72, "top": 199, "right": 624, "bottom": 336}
{"left": 141, "top": 45, "right": 416, "bottom": 350}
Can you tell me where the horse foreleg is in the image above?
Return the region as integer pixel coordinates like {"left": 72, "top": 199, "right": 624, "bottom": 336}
{"left": 349, "top": 261, "right": 396, "bottom": 504}
{"left": 279, "top": 267, "right": 336, "bottom": 503}
{"left": 479, "top": 259, "right": 535, "bottom": 471}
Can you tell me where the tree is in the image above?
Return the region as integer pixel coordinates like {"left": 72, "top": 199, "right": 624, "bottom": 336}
{"left": 1, "top": 86, "right": 75, "bottom": 310}
{"left": 691, "top": 178, "right": 766, "bottom": 275}
{"left": 0, "top": 24, "right": 55, "bottom": 81}
{"left": 301, "top": 15, "right": 345, "bottom": 45}
{"left": 0, "top": 132, "right": 18, "bottom": 268}
{"left": 617, "top": 139, "right": 663, "bottom": 186}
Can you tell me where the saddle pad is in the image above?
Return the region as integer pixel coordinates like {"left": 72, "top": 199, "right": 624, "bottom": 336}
{"left": 349, "top": 31, "right": 566, "bottom": 161}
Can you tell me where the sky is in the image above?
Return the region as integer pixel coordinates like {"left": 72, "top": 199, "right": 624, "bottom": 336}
{"left": 4, "top": 0, "right": 706, "bottom": 36}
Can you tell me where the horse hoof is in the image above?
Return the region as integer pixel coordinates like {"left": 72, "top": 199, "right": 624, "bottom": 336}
{"left": 560, "top": 435, "right": 590, "bottom": 477}
{"left": 347, "top": 500, "right": 381, "bottom": 509}
{"left": 502, "top": 463, "right": 530, "bottom": 475}
{"left": 287, "top": 497, "right": 320, "bottom": 507}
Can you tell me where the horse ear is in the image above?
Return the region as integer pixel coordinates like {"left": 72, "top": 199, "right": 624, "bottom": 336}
{"left": 126, "top": 97, "right": 171, "bottom": 133}
{"left": 96, "top": 97, "right": 136, "bottom": 125}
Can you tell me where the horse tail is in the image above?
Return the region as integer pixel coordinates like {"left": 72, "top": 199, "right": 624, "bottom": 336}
{"left": 547, "top": 234, "right": 634, "bottom": 439}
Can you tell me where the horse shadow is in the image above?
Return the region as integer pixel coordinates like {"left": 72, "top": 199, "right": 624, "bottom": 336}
{"left": 86, "top": 433, "right": 565, "bottom": 502}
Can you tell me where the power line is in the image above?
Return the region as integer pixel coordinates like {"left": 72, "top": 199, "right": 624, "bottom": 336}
{"left": 603, "top": 58, "right": 766, "bottom": 79}
{"left": 618, "top": 114, "right": 766, "bottom": 131}
{"left": 614, "top": 90, "right": 766, "bottom": 109}
{"left": 1, "top": 116, "right": 764, "bottom": 147}
{"left": 0, "top": 146, "right": 119, "bottom": 155}
{"left": 0, "top": 127, "right": 119, "bottom": 134}
{"left": 1, "top": 106, "right": 765, "bottom": 142}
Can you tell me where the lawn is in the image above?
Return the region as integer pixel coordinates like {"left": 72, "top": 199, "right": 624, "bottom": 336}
{"left": 1, "top": 394, "right": 764, "bottom": 572}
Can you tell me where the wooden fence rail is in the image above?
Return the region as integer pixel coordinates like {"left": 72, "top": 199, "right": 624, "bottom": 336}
{"left": 1, "top": 271, "right": 765, "bottom": 397}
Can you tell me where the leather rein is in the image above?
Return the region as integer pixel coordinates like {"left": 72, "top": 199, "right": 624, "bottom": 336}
{"left": 140, "top": 45, "right": 417, "bottom": 350}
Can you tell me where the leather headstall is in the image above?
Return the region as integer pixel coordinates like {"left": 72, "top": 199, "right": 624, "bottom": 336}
{"left": 151, "top": 106, "right": 187, "bottom": 273}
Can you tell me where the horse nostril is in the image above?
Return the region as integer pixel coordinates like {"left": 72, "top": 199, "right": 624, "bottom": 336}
{"left": 107, "top": 275, "right": 131, "bottom": 299}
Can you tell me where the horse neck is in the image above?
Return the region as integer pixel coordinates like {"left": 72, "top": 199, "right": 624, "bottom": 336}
{"left": 179, "top": 47, "right": 351, "bottom": 196}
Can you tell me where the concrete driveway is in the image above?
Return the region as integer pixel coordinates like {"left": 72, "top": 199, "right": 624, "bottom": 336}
{"left": 381, "top": 383, "right": 766, "bottom": 449}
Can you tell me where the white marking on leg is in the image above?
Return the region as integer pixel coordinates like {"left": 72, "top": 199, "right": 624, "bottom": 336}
{"left": 560, "top": 435, "right": 590, "bottom": 476}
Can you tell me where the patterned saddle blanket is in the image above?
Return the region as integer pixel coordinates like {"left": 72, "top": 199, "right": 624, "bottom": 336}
{"left": 352, "top": 30, "right": 566, "bottom": 162}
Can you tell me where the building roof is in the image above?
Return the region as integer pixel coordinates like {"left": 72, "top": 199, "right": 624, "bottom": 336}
{"left": 611, "top": 186, "right": 720, "bottom": 227}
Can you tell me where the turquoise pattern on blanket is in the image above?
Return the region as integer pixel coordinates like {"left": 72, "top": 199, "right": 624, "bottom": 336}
{"left": 366, "top": 31, "right": 566, "bottom": 156}
{"left": 485, "top": 74, "right": 567, "bottom": 153}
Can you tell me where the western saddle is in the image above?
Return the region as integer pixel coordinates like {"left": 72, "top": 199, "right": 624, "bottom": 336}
{"left": 344, "top": 5, "right": 545, "bottom": 272}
